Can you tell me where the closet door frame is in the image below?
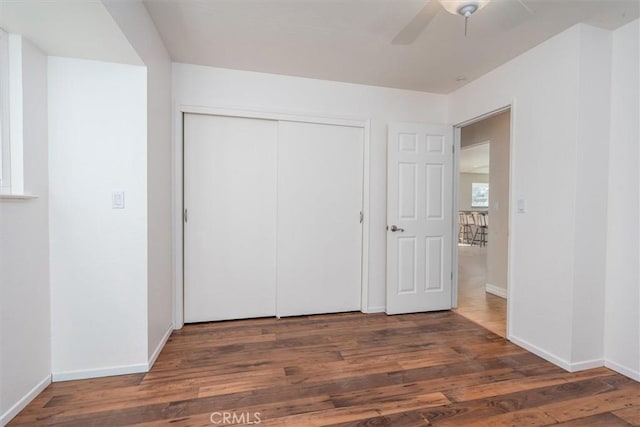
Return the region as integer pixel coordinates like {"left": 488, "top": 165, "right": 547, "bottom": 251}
{"left": 173, "top": 105, "right": 371, "bottom": 328}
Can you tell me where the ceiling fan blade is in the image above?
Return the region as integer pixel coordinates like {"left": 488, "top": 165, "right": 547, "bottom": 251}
{"left": 488, "top": 0, "right": 535, "bottom": 32}
{"left": 516, "top": 0, "right": 534, "bottom": 15}
{"left": 391, "top": 0, "right": 441, "bottom": 45}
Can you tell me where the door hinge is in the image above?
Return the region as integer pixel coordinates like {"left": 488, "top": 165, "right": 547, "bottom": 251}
{"left": 451, "top": 271, "right": 453, "bottom": 281}
{"left": 452, "top": 144, "right": 455, "bottom": 154}
{"left": 360, "top": 211, "right": 364, "bottom": 223}
{"left": 184, "top": 208, "right": 188, "bottom": 223}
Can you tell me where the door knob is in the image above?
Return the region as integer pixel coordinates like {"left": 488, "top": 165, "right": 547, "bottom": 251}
{"left": 390, "top": 225, "right": 405, "bottom": 232}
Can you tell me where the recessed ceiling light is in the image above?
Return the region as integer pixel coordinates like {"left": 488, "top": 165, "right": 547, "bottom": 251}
{"left": 456, "top": 76, "right": 467, "bottom": 82}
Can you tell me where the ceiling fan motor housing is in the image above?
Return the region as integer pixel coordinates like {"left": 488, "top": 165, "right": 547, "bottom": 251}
{"left": 457, "top": 2, "right": 480, "bottom": 17}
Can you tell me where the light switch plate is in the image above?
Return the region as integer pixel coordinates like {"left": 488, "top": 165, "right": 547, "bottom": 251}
{"left": 112, "top": 191, "right": 125, "bottom": 209}
{"left": 517, "top": 198, "right": 525, "bottom": 213}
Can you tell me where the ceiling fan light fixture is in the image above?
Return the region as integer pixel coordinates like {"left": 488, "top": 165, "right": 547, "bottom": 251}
{"left": 439, "top": 0, "right": 489, "bottom": 17}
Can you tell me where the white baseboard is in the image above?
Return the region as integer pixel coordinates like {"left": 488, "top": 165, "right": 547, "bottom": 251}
{"left": 366, "top": 306, "right": 386, "bottom": 313}
{"left": 1, "top": 374, "right": 51, "bottom": 426}
{"left": 570, "top": 358, "right": 605, "bottom": 372}
{"left": 508, "top": 334, "right": 603, "bottom": 372}
{"left": 53, "top": 324, "right": 175, "bottom": 383}
{"left": 148, "top": 324, "right": 173, "bottom": 370}
{"left": 509, "top": 335, "right": 573, "bottom": 371}
{"left": 52, "top": 363, "right": 148, "bottom": 382}
{"left": 485, "top": 283, "right": 507, "bottom": 299}
{"left": 605, "top": 359, "right": 640, "bottom": 381}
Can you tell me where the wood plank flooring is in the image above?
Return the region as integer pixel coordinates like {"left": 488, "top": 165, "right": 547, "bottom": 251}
{"left": 454, "top": 244, "right": 507, "bottom": 337}
{"left": 9, "top": 311, "right": 640, "bottom": 426}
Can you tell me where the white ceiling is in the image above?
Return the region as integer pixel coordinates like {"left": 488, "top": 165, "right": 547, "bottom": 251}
{"left": 0, "top": 0, "right": 141, "bottom": 65}
{"left": 144, "top": 0, "right": 638, "bottom": 93}
{"left": 460, "top": 142, "right": 490, "bottom": 174}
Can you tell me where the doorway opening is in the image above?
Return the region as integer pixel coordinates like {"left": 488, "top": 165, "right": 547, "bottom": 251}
{"left": 453, "top": 109, "right": 510, "bottom": 337}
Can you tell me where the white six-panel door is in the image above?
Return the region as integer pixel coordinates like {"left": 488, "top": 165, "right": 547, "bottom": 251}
{"left": 276, "top": 121, "right": 363, "bottom": 317}
{"left": 386, "top": 122, "right": 453, "bottom": 314}
{"left": 184, "top": 114, "right": 278, "bottom": 322}
{"left": 184, "top": 114, "right": 364, "bottom": 322}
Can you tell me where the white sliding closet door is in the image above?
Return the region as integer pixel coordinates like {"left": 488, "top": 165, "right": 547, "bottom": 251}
{"left": 276, "top": 121, "right": 364, "bottom": 317}
{"left": 184, "top": 114, "right": 278, "bottom": 322}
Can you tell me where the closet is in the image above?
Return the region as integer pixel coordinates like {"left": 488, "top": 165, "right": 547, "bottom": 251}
{"left": 183, "top": 113, "right": 364, "bottom": 322}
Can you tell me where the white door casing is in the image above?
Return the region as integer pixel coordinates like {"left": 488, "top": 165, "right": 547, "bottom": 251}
{"left": 386, "top": 122, "right": 454, "bottom": 314}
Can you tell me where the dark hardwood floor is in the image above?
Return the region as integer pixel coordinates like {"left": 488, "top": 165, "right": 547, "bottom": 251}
{"left": 10, "top": 312, "right": 640, "bottom": 426}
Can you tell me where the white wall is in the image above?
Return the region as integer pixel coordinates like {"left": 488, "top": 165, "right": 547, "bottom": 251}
{"left": 450, "top": 24, "right": 613, "bottom": 371}
{"left": 605, "top": 19, "right": 639, "bottom": 380}
{"left": 48, "top": 57, "right": 148, "bottom": 380}
{"left": 0, "top": 37, "right": 50, "bottom": 425}
{"left": 458, "top": 173, "right": 489, "bottom": 211}
{"left": 172, "top": 64, "right": 448, "bottom": 313}
{"left": 102, "top": 0, "right": 174, "bottom": 367}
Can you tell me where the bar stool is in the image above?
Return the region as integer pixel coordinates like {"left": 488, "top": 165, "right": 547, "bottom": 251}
{"left": 472, "top": 212, "right": 488, "bottom": 247}
{"left": 459, "top": 211, "right": 474, "bottom": 244}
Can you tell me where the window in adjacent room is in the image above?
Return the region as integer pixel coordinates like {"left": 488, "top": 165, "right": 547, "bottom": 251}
{"left": 471, "top": 182, "right": 489, "bottom": 208}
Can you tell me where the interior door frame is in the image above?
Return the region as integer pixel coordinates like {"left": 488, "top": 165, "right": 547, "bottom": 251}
{"left": 451, "top": 102, "right": 515, "bottom": 339}
{"left": 172, "top": 104, "right": 371, "bottom": 328}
